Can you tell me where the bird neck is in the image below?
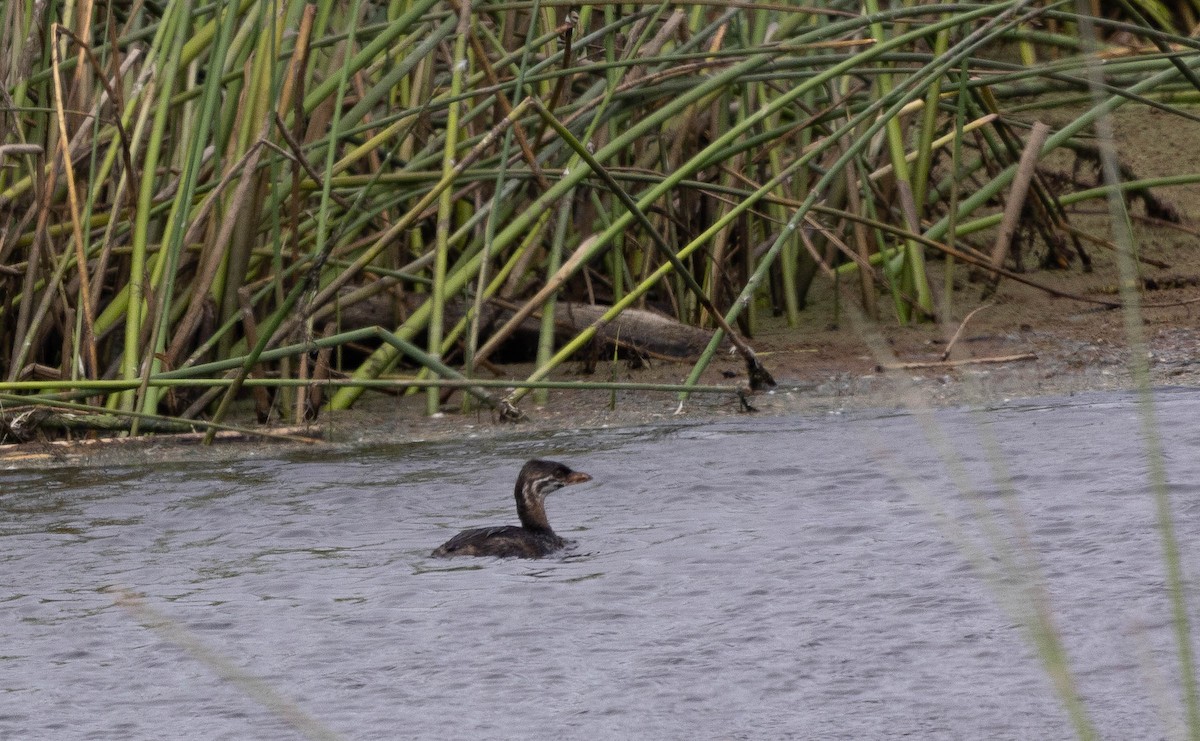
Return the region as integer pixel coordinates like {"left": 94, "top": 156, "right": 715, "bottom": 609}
{"left": 515, "top": 486, "right": 553, "bottom": 534}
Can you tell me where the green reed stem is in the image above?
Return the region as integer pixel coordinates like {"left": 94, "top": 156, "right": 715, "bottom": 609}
{"left": 1077, "top": 5, "right": 1199, "bottom": 735}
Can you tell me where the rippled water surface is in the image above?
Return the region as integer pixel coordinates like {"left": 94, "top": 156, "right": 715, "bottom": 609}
{"left": 5, "top": 389, "right": 1200, "bottom": 739}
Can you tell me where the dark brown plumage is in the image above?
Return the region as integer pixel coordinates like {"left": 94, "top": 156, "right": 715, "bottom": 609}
{"left": 431, "top": 459, "right": 592, "bottom": 558}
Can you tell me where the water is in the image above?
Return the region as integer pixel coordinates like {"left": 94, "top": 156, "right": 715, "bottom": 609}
{"left": 5, "top": 389, "right": 1200, "bottom": 740}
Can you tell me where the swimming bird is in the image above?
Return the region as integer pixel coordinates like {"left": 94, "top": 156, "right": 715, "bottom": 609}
{"left": 431, "top": 459, "right": 592, "bottom": 558}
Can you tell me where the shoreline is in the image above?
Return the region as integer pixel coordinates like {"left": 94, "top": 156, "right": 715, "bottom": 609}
{"left": 3, "top": 337, "right": 1194, "bottom": 468}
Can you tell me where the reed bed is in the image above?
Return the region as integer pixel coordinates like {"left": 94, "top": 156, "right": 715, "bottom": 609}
{"left": 2, "top": 0, "right": 1199, "bottom": 437}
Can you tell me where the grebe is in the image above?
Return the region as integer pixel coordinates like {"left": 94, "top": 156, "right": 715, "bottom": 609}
{"left": 431, "top": 459, "right": 592, "bottom": 558}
